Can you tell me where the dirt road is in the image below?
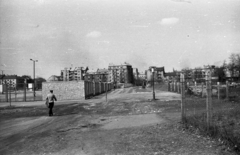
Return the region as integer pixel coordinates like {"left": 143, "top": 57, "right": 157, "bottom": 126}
{"left": 0, "top": 87, "right": 236, "bottom": 155}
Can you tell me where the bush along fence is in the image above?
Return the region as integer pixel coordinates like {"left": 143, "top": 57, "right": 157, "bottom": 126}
{"left": 168, "top": 72, "right": 240, "bottom": 152}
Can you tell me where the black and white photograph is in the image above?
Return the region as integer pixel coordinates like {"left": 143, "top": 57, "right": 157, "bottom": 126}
{"left": 0, "top": 0, "right": 240, "bottom": 154}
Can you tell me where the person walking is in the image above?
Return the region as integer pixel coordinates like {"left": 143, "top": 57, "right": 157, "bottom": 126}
{"left": 46, "top": 90, "right": 57, "bottom": 116}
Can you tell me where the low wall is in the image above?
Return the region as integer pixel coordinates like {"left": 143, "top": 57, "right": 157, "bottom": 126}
{"left": 42, "top": 81, "right": 85, "bottom": 101}
{"left": 42, "top": 81, "right": 114, "bottom": 101}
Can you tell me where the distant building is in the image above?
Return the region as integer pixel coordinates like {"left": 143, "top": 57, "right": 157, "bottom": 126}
{"left": 138, "top": 72, "right": 146, "bottom": 80}
{"left": 146, "top": 66, "right": 165, "bottom": 82}
{"left": 84, "top": 68, "right": 108, "bottom": 82}
{"left": 155, "top": 67, "right": 165, "bottom": 81}
{"left": 192, "top": 69, "right": 205, "bottom": 81}
{"left": 165, "top": 72, "right": 177, "bottom": 82}
{"left": 108, "top": 62, "right": 134, "bottom": 84}
{"left": 61, "top": 67, "right": 88, "bottom": 81}
{"left": 0, "top": 75, "right": 25, "bottom": 89}
{"left": 96, "top": 68, "right": 108, "bottom": 74}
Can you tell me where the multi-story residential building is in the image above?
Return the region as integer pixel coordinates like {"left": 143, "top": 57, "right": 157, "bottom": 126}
{"left": 84, "top": 73, "right": 108, "bottom": 82}
{"left": 138, "top": 72, "right": 146, "bottom": 80}
{"left": 0, "top": 75, "right": 25, "bottom": 90}
{"left": 61, "top": 67, "right": 88, "bottom": 81}
{"left": 84, "top": 68, "right": 108, "bottom": 82}
{"left": 165, "top": 72, "right": 178, "bottom": 82}
{"left": 146, "top": 66, "right": 165, "bottom": 82}
{"left": 108, "top": 62, "right": 134, "bottom": 84}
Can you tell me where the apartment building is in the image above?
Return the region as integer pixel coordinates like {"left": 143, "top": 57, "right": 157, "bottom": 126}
{"left": 61, "top": 67, "right": 88, "bottom": 81}
{"left": 0, "top": 75, "right": 25, "bottom": 90}
{"left": 84, "top": 68, "right": 108, "bottom": 82}
{"left": 146, "top": 66, "right": 165, "bottom": 82}
{"left": 108, "top": 63, "right": 134, "bottom": 84}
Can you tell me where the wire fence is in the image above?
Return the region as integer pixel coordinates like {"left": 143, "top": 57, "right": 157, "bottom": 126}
{"left": 167, "top": 78, "right": 240, "bottom": 152}
{"left": 0, "top": 83, "right": 43, "bottom": 102}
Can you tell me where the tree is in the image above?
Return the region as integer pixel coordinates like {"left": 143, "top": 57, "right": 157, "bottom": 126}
{"left": 21, "top": 75, "right": 32, "bottom": 79}
{"left": 21, "top": 75, "right": 33, "bottom": 83}
{"left": 216, "top": 67, "right": 226, "bottom": 82}
{"left": 228, "top": 53, "right": 240, "bottom": 78}
{"left": 36, "top": 77, "right": 46, "bottom": 83}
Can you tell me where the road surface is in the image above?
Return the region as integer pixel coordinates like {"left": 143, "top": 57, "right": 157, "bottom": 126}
{"left": 0, "top": 86, "right": 236, "bottom": 155}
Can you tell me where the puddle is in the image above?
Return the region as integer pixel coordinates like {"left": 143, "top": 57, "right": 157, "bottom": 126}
{"left": 101, "top": 114, "right": 164, "bottom": 130}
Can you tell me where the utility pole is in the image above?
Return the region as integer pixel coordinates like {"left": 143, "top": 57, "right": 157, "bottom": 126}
{"left": 30, "top": 59, "right": 38, "bottom": 100}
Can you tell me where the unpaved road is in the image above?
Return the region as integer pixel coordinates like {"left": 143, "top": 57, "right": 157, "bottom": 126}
{"left": 0, "top": 87, "right": 236, "bottom": 155}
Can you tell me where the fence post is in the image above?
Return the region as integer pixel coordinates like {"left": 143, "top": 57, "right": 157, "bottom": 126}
{"left": 180, "top": 73, "right": 186, "bottom": 123}
{"left": 15, "top": 87, "right": 17, "bottom": 102}
{"left": 201, "top": 82, "right": 204, "bottom": 98}
{"left": 176, "top": 82, "right": 178, "bottom": 93}
{"left": 173, "top": 82, "right": 176, "bottom": 92}
{"left": 178, "top": 82, "right": 180, "bottom": 93}
{"left": 206, "top": 69, "right": 212, "bottom": 131}
{"left": 24, "top": 82, "right": 27, "bottom": 101}
{"left": 226, "top": 81, "right": 229, "bottom": 100}
{"left": 105, "top": 83, "right": 107, "bottom": 102}
{"left": 5, "top": 84, "right": 8, "bottom": 102}
{"left": 168, "top": 82, "right": 170, "bottom": 91}
{"left": 9, "top": 81, "right": 11, "bottom": 106}
{"left": 99, "top": 82, "right": 101, "bottom": 94}
{"left": 195, "top": 81, "right": 197, "bottom": 95}
{"left": 217, "top": 82, "right": 220, "bottom": 100}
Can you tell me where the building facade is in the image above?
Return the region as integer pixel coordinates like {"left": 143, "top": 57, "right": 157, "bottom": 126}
{"left": 0, "top": 75, "right": 25, "bottom": 90}
{"left": 146, "top": 66, "right": 165, "bottom": 82}
{"left": 84, "top": 73, "right": 108, "bottom": 82}
{"left": 108, "top": 63, "right": 134, "bottom": 84}
{"left": 61, "top": 67, "right": 88, "bottom": 81}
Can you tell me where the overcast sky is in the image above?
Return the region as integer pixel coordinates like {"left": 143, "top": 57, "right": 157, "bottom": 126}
{"left": 0, "top": 0, "right": 240, "bottom": 79}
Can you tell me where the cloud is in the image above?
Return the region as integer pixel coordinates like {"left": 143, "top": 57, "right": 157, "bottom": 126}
{"left": 159, "top": 18, "right": 179, "bottom": 25}
{"left": 86, "top": 31, "right": 102, "bottom": 38}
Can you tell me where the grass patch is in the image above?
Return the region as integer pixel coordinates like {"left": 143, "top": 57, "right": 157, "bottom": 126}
{"left": 183, "top": 97, "right": 240, "bottom": 153}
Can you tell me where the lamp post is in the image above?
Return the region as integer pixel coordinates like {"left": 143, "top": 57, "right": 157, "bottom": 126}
{"left": 151, "top": 67, "right": 155, "bottom": 100}
{"left": 30, "top": 59, "right": 38, "bottom": 99}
